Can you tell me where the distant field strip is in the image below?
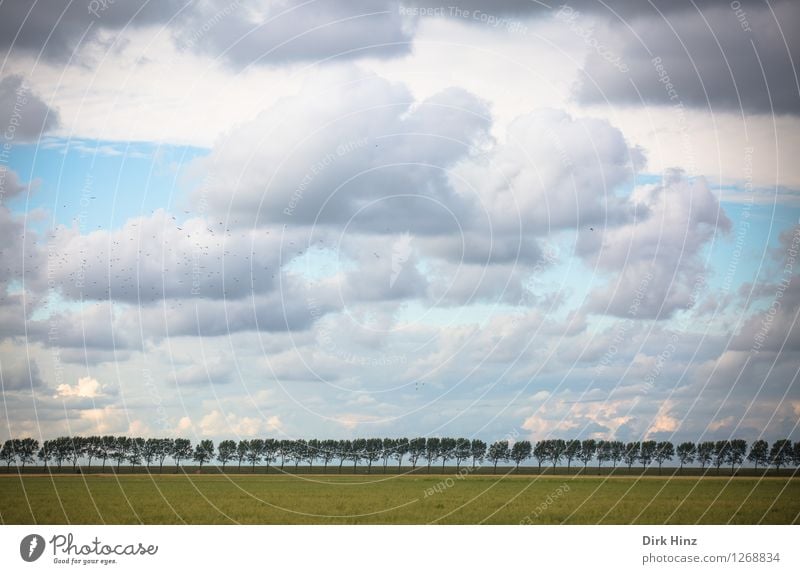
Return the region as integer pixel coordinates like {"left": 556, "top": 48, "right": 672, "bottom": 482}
{"left": 1, "top": 475, "right": 797, "bottom": 525}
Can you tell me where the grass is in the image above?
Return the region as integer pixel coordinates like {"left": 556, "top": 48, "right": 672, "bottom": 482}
{"left": 1, "top": 472, "right": 798, "bottom": 524}
{"left": 4, "top": 464, "right": 797, "bottom": 476}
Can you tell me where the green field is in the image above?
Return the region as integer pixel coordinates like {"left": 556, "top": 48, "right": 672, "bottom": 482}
{"left": 1, "top": 473, "right": 798, "bottom": 524}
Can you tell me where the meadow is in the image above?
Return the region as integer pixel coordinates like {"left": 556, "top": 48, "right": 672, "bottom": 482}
{"left": 1, "top": 471, "right": 798, "bottom": 525}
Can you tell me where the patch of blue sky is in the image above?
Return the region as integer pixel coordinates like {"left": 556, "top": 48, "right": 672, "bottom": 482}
{"left": 282, "top": 246, "right": 356, "bottom": 280}
{"left": 715, "top": 197, "right": 798, "bottom": 275}
{"left": 5, "top": 138, "right": 208, "bottom": 232}
{"left": 686, "top": 190, "right": 798, "bottom": 324}
{"left": 4, "top": 279, "right": 23, "bottom": 295}
{"left": 29, "top": 289, "right": 88, "bottom": 321}
{"left": 395, "top": 300, "right": 508, "bottom": 328}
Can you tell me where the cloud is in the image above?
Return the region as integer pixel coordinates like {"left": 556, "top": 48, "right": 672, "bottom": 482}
{"left": 335, "top": 413, "right": 385, "bottom": 430}
{"left": 573, "top": 1, "right": 800, "bottom": 115}
{"left": 707, "top": 415, "right": 736, "bottom": 432}
{"left": 0, "top": 1, "right": 415, "bottom": 67}
{"left": 0, "top": 167, "right": 31, "bottom": 203}
{"left": 173, "top": 358, "right": 232, "bottom": 386}
{"left": 730, "top": 225, "right": 800, "bottom": 354}
{"left": 191, "top": 73, "right": 490, "bottom": 231}
{"left": 453, "top": 108, "right": 643, "bottom": 234}
{"left": 0, "top": 201, "right": 43, "bottom": 286}
{"left": 198, "top": 409, "right": 282, "bottom": 437}
{"left": 0, "top": 356, "right": 44, "bottom": 391}
{"left": 174, "top": 0, "right": 415, "bottom": 66}
{"left": 55, "top": 376, "right": 104, "bottom": 399}
{"left": 521, "top": 395, "right": 636, "bottom": 440}
{"left": 647, "top": 401, "right": 680, "bottom": 437}
{"left": 581, "top": 169, "right": 731, "bottom": 318}
{"left": 0, "top": 75, "right": 60, "bottom": 142}
{"left": 77, "top": 406, "right": 149, "bottom": 435}
{"left": 0, "top": 1, "right": 183, "bottom": 62}
{"left": 409, "top": 0, "right": 753, "bottom": 17}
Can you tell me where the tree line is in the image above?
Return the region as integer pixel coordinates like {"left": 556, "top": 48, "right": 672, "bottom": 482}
{"left": 1, "top": 436, "right": 799, "bottom": 474}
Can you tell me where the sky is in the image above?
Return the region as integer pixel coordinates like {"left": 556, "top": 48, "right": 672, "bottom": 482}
{"left": 0, "top": 0, "right": 798, "bottom": 447}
